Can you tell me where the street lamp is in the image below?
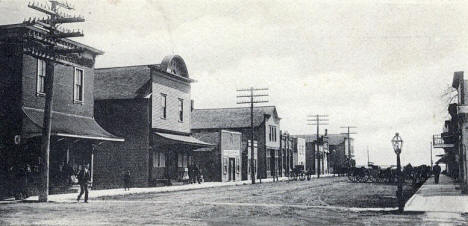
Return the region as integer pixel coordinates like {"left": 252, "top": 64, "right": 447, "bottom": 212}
{"left": 391, "top": 132, "right": 404, "bottom": 213}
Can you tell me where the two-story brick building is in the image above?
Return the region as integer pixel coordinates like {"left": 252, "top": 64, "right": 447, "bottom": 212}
{"left": 0, "top": 23, "right": 123, "bottom": 194}
{"left": 93, "top": 55, "right": 212, "bottom": 188}
{"left": 191, "top": 106, "right": 281, "bottom": 180}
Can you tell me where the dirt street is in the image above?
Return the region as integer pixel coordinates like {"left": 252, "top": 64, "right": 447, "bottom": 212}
{"left": 1, "top": 177, "right": 466, "bottom": 225}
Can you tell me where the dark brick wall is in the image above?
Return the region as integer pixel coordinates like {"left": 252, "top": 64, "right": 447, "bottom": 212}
{"left": 305, "top": 142, "right": 315, "bottom": 172}
{"left": 329, "top": 142, "right": 347, "bottom": 173}
{"left": 21, "top": 54, "right": 94, "bottom": 117}
{"left": 93, "top": 99, "right": 150, "bottom": 189}
{"left": 192, "top": 131, "right": 220, "bottom": 182}
{"left": 0, "top": 44, "right": 23, "bottom": 146}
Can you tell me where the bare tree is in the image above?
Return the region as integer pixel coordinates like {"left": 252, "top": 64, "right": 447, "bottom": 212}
{"left": 442, "top": 84, "right": 457, "bottom": 104}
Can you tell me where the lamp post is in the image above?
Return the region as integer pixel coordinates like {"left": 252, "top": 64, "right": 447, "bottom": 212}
{"left": 391, "top": 132, "right": 404, "bottom": 213}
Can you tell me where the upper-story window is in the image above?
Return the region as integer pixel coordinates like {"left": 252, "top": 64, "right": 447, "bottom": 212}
{"left": 269, "top": 126, "right": 277, "bottom": 142}
{"left": 74, "top": 68, "right": 84, "bottom": 103}
{"left": 36, "top": 59, "right": 46, "bottom": 95}
{"left": 178, "top": 98, "right": 184, "bottom": 122}
{"left": 161, "top": 93, "right": 167, "bottom": 119}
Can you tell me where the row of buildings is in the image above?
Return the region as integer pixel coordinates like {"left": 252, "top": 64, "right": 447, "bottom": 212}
{"left": 433, "top": 72, "right": 468, "bottom": 193}
{"left": 0, "top": 23, "right": 354, "bottom": 193}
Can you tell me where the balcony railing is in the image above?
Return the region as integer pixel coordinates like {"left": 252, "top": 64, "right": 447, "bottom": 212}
{"left": 433, "top": 134, "right": 455, "bottom": 148}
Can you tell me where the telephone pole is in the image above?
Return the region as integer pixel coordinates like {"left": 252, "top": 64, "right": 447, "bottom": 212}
{"left": 308, "top": 114, "right": 328, "bottom": 178}
{"left": 430, "top": 142, "right": 433, "bottom": 168}
{"left": 24, "top": 0, "right": 85, "bottom": 202}
{"left": 341, "top": 126, "right": 357, "bottom": 168}
{"left": 237, "top": 87, "right": 269, "bottom": 184}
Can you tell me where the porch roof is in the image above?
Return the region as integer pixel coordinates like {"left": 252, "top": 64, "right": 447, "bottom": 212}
{"left": 152, "top": 132, "right": 214, "bottom": 149}
{"left": 22, "top": 107, "right": 124, "bottom": 142}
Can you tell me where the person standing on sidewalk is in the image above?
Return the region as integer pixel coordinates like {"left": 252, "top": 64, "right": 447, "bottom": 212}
{"left": 77, "top": 165, "right": 90, "bottom": 203}
{"left": 433, "top": 163, "right": 441, "bottom": 184}
{"left": 123, "top": 170, "right": 131, "bottom": 191}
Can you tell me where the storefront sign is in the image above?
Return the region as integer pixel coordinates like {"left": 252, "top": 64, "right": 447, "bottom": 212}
{"left": 224, "top": 149, "right": 239, "bottom": 157}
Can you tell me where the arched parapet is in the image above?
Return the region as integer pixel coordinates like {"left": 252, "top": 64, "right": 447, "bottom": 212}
{"left": 160, "top": 55, "right": 189, "bottom": 78}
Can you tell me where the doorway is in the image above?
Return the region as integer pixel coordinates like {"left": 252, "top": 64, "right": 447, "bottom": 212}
{"left": 228, "top": 158, "right": 235, "bottom": 181}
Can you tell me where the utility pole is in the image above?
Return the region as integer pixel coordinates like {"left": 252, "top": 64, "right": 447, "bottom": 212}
{"left": 237, "top": 87, "right": 269, "bottom": 184}
{"left": 430, "top": 142, "right": 433, "bottom": 168}
{"left": 25, "top": 0, "right": 85, "bottom": 202}
{"left": 341, "top": 126, "right": 357, "bottom": 168}
{"left": 367, "top": 146, "right": 370, "bottom": 166}
{"left": 308, "top": 114, "right": 328, "bottom": 178}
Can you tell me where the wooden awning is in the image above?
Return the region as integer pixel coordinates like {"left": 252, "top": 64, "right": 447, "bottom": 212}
{"left": 22, "top": 107, "right": 124, "bottom": 142}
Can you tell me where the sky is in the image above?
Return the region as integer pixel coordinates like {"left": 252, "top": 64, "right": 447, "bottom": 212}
{"left": 1, "top": 0, "right": 467, "bottom": 166}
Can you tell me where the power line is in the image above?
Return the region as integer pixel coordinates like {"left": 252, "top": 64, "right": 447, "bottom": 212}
{"left": 307, "top": 114, "right": 328, "bottom": 178}
{"left": 25, "top": 0, "right": 86, "bottom": 202}
{"left": 236, "top": 87, "right": 269, "bottom": 184}
{"left": 340, "top": 126, "right": 357, "bottom": 168}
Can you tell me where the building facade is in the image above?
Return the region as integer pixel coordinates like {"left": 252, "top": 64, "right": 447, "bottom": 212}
{"left": 434, "top": 71, "right": 468, "bottom": 193}
{"left": 191, "top": 106, "right": 281, "bottom": 180}
{"left": 293, "top": 133, "right": 352, "bottom": 175}
{"left": 292, "top": 137, "right": 306, "bottom": 169}
{"left": 192, "top": 130, "right": 242, "bottom": 182}
{"left": 0, "top": 24, "right": 122, "bottom": 195}
{"left": 93, "top": 55, "right": 211, "bottom": 189}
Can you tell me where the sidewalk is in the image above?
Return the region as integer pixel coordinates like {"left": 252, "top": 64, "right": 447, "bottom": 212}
{"left": 404, "top": 174, "right": 468, "bottom": 213}
{"left": 25, "top": 174, "right": 335, "bottom": 202}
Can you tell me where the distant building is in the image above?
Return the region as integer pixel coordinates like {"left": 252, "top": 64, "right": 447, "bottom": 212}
{"left": 192, "top": 130, "right": 242, "bottom": 182}
{"left": 191, "top": 106, "right": 281, "bottom": 180}
{"left": 292, "top": 137, "right": 306, "bottom": 169}
{"left": 278, "top": 131, "right": 293, "bottom": 177}
{"left": 292, "top": 133, "right": 353, "bottom": 175}
{"left": 0, "top": 23, "right": 123, "bottom": 193}
{"left": 93, "top": 55, "right": 212, "bottom": 188}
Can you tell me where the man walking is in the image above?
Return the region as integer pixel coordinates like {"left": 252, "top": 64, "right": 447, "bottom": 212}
{"left": 433, "top": 163, "right": 441, "bottom": 184}
{"left": 77, "top": 165, "right": 90, "bottom": 203}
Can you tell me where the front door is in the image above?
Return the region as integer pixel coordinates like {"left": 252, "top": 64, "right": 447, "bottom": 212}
{"left": 228, "top": 158, "right": 235, "bottom": 181}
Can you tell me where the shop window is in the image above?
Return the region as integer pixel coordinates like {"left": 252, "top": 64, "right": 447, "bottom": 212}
{"left": 178, "top": 154, "right": 183, "bottom": 167}
{"left": 153, "top": 152, "right": 166, "bottom": 167}
{"left": 236, "top": 157, "right": 240, "bottom": 174}
{"left": 159, "top": 152, "right": 165, "bottom": 167}
{"left": 223, "top": 158, "right": 227, "bottom": 175}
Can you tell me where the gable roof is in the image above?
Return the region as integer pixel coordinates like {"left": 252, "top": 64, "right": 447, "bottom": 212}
{"left": 191, "top": 106, "right": 279, "bottom": 130}
{"left": 94, "top": 65, "right": 153, "bottom": 100}
{"left": 292, "top": 134, "right": 349, "bottom": 145}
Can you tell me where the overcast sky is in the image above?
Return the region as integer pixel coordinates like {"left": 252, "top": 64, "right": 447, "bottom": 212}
{"left": 2, "top": 0, "right": 467, "bottom": 166}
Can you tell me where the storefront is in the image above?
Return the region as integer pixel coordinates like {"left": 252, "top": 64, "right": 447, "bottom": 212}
{"left": 20, "top": 107, "right": 123, "bottom": 193}
{"left": 151, "top": 132, "right": 213, "bottom": 183}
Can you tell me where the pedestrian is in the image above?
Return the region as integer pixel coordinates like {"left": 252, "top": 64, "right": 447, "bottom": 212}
{"left": 123, "top": 170, "right": 131, "bottom": 191}
{"left": 433, "top": 163, "right": 441, "bottom": 184}
{"left": 194, "top": 165, "right": 201, "bottom": 184}
{"left": 77, "top": 165, "right": 90, "bottom": 203}
{"left": 188, "top": 164, "right": 194, "bottom": 184}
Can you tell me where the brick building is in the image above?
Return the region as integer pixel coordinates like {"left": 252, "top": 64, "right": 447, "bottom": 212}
{"left": 191, "top": 106, "right": 281, "bottom": 180}
{"left": 0, "top": 23, "right": 123, "bottom": 194}
{"left": 93, "top": 55, "right": 212, "bottom": 189}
